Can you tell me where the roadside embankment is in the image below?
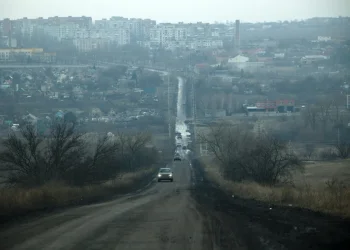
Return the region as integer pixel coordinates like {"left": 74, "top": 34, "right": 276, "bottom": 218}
{"left": 191, "top": 158, "right": 350, "bottom": 250}
{"left": 0, "top": 167, "right": 157, "bottom": 226}
{"left": 199, "top": 157, "right": 350, "bottom": 218}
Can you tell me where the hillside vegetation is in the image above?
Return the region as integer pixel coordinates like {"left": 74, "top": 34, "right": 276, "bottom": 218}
{"left": 0, "top": 121, "right": 159, "bottom": 221}
{"left": 199, "top": 121, "right": 350, "bottom": 217}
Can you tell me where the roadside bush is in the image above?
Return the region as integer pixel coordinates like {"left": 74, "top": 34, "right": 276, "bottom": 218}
{"left": 319, "top": 148, "right": 338, "bottom": 160}
{"left": 0, "top": 167, "right": 157, "bottom": 221}
{"left": 202, "top": 161, "right": 350, "bottom": 217}
{"left": 278, "top": 115, "right": 288, "bottom": 122}
{"left": 199, "top": 122, "right": 304, "bottom": 185}
{"left": 334, "top": 142, "right": 350, "bottom": 159}
{"left": 0, "top": 121, "right": 157, "bottom": 187}
{"left": 303, "top": 143, "right": 315, "bottom": 160}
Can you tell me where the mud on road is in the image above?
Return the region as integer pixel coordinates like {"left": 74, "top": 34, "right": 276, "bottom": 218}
{"left": 190, "top": 159, "right": 350, "bottom": 250}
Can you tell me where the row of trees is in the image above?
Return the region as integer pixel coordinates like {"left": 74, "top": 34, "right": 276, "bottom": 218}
{"left": 199, "top": 122, "right": 303, "bottom": 185}
{"left": 0, "top": 121, "right": 158, "bottom": 187}
{"left": 302, "top": 142, "right": 350, "bottom": 160}
{"left": 301, "top": 97, "right": 349, "bottom": 132}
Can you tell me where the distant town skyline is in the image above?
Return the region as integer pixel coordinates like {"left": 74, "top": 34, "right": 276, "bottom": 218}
{"left": 1, "top": 0, "right": 350, "bottom": 23}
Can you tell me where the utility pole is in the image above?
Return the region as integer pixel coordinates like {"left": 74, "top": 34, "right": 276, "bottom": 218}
{"left": 288, "top": 140, "right": 293, "bottom": 155}
{"left": 192, "top": 79, "right": 197, "bottom": 142}
{"left": 168, "top": 73, "right": 171, "bottom": 139}
{"left": 337, "top": 127, "right": 340, "bottom": 147}
{"left": 257, "top": 120, "right": 261, "bottom": 138}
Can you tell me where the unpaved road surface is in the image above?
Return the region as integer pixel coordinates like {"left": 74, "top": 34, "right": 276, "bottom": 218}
{"left": 0, "top": 160, "right": 212, "bottom": 250}
{"left": 2, "top": 159, "right": 350, "bottom": 250}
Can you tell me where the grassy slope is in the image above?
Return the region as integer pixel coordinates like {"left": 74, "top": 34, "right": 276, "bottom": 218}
{"left": 201, "top": 157, "right": 350, "bottom": 218}
{"left": 0, "top": 129, "right": 169, "bottom": 221}
{"left": 0, "top": 167, "right": 157, "bottom": 224}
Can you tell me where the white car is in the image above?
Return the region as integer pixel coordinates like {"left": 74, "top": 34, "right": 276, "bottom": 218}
{"left": 157, "top": 168, "right": 173, "bottom": 182}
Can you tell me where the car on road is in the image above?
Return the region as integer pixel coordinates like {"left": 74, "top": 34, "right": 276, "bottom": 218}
{"left": 157, "top": 168, "right": 173, "bottom": 182}
{"left": 174, "top": 155, "right": 182, "bottom": 161}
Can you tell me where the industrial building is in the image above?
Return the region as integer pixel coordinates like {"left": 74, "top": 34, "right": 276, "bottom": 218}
{"left": 246, "top": 100, "right": 295, "bottom": 113}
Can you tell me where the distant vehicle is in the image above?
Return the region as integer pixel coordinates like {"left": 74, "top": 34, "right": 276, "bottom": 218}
{"left": 174, "top": 155, "right": 181, "bottom": 161}
{"left": 11, "top": 124, "right": 20, "bottom": 131}
{"left": 177, "top": 134, "right": 182, "bottom": 139}
{"left": 182, "top": 146, "right": 187, "bottom": 150}
{"left": 157, "top": 168, "right": 173, "bottom": 182}
{"left": 176, "top": 144, "right": 182, "bottom": 148}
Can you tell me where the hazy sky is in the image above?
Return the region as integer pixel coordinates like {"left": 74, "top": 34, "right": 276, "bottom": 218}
{"left": 1, "top": 0, "right": 349, "bottom": 23}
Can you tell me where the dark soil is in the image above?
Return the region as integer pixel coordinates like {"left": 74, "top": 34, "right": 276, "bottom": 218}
{"left": 191, "top": 159, "right": 350, "bottom": 250}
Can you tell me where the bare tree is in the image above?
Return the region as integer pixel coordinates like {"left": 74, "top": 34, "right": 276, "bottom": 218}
{"left": 0, "top": 124, "right": 45, "bottom": 186}
{"left": 44, "top": 121, "right": 85, "bottom": 180}
{"left": 241, "top": 135, "right": 303, "bottom": 184}
{"left": 317, "top": 98, "right": 332, "bottom": 131}
{"left": 124, "top": 132, "right": 152, "bottom": 170}
{"left": 304, "top": 144, "right": 315, "bottom": 159}
{"left": 303, "top": 97, "right": 344, "bottom": 133}
{"left": 334, "top": 142, "right": 350, "bottom": 159}
{"left": 0, "top": 122, "right": 158, "bottom": 187}
{"left": 330, "top": 95, "right": 344, "bottom": 124}
{"left": 66, "top": 134, "right": 121, "bottom": 185}
{"left": 90, "top": 135, "right": 119, "bottom": 169}
{"left": 199, "top": 122, "right": 303, "bottom": 185}
{"left": 302, "top": 105, "right": 319, "bottom": 131}
{"left": 0, "top": 122, "right": 87, "bottom": 186}
{"left": 198, "top": 121, "right": 254, "bottom": 180}
{"left": 116, "top": 131, "right": 128, "bottom": 164}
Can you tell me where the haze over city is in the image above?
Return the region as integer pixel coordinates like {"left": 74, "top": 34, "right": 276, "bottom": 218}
{"left": 1, "top": 0, "right": 350, "bottom": 249}
{"left": 1, "top": 0, "right": 350, "bottom": 23}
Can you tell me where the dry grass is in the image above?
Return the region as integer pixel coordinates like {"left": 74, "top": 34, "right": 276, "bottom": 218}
{"left": 201, "top": 158, "right": 350, "bottom": 218}
{"left": 294, "top": 160, "right": 350, "bottom": 187}
{"left": 0, "top": 167, "right": 156, "bottom": 219}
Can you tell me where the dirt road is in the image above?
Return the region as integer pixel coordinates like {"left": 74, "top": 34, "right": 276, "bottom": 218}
{"left": 0, "top": 160, "right": 213, "bottom": 250}
{"left": 2, "top": 159, "right": 350, "bottom": 250}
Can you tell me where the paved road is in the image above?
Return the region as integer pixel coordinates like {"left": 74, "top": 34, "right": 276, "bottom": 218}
{"left": 0, "top": 160, "right": 213, "bottom": 250}
{"left": 0, "top": 63, "right": 168, "bottom": 71}
{"left": 0, "top": 64, "right": 92, "bottom": 68}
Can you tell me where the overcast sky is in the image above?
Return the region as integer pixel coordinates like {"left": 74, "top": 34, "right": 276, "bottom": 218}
{"left": 1, "top": 0, "right": 349, "bottom": 23}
